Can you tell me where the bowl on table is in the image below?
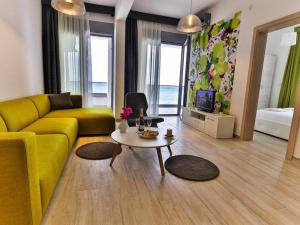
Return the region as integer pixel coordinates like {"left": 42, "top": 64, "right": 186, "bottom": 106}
{"left": 139, "top": 130, "right": 159, "bottom": 139}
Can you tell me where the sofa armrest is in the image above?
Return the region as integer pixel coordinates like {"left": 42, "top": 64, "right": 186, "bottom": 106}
{"left": 0, "top": 132, "right": 42, "bottom": 225}
{"left": 71, "top": 95, "right": 82, "bottom": 108}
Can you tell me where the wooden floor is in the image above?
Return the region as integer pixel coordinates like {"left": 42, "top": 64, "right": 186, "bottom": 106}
{"left": 42, "top": 117, "right": 300, "bottom": 225}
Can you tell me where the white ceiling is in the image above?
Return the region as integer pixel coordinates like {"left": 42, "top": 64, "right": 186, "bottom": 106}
{"left": 132, "top": 0, "right": 219, "bottom": 18}
{"left": 85, "top": 0, "right": 220, "bottom": 18}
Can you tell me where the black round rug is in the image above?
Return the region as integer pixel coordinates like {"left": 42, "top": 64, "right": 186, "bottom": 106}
{"left": 164, "top": 155, "right": 220, "bottom": 181}
{"left": 76, "top": 142, "right": 121, "bottom": 160}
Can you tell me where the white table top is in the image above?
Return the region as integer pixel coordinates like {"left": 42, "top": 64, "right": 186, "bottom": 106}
{"left": 111, "top": 127, "right": 177, "bottom": 148}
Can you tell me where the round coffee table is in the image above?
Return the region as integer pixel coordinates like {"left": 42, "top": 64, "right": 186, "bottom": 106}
{"left": 110, "top": 127, "right": 177, "bottom": 176}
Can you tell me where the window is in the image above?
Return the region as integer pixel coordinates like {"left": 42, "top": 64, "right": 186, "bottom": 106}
{"left": 90, "top": 35, "right": 113, "bottom": 107}
{"left": 159, "top": 43, "right": 184, "bottom": 115}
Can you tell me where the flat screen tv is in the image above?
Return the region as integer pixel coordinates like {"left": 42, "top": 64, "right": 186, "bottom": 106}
{"left": 195, "top": 90, "right": 216, "bottom": 112}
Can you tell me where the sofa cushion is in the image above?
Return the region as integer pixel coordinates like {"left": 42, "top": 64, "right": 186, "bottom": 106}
{"left": 48, "top": 93, "right": 73, "bottom": 110}
{"left": 22, "top": 118, "right": 78, "bottom": 149}
{"left": 0, "top": 98, "right": 39, "bottom": 131}
{"left": 45, "top": 107, "right": 115, "bottom": 135}
{"left": 36, "top": 134, "right": 69, "bottom": 212}
{"left": 70, "top": 95, "right": 82, "bottom": 108}
{"left": 28, "top": 94, "right": 51, "bottom": 118}
{"left": 0, "top": 116, "right": 7, "bottom": 132}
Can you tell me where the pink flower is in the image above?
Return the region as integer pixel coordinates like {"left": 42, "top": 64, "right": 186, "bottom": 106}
{"left": 120, "top": 107, "right": 133, "bottom": 120}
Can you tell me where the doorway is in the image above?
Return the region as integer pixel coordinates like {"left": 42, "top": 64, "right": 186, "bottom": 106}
{"left": 90, "top": 35, "right": 113, "bottom": 108}
{"left": 240, "top": 12, "right": 300, "bottom": 160}
{"left": 158, "top": 43, "right": 186, "bottom": 116}
{"left": 254, "top": 26, "right": 299, "bottom": 152}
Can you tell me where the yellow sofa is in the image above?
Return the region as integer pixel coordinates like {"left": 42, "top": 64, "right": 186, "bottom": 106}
{"left": 0, "top": 94, "right": 115, "bottom": 225}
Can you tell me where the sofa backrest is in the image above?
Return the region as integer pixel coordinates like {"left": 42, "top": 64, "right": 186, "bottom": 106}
{"left": 28, "top": 94, "right": 51, "bottom": 117}
{"left": 0, "top": 98, "right": 39, "bottom": 131}
{"left": 0, "top": 116, "right": 7, "bottom": 132}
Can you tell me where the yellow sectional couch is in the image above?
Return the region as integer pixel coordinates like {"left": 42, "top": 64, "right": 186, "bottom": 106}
{"left": 45, "top": 107, "right": 115, "bottom": 135}
{"left": 0, "top": 94, "right": 115, "bottom": 225}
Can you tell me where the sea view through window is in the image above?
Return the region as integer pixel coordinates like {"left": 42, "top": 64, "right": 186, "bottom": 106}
{"left": 90, "top": 35, "right": 112, "bottom": 107}
{"left": 91, "top": 41, "right": 184, "bottom": 114}
{"left": 159, "top": 43, "right": 183, "bottom": 114}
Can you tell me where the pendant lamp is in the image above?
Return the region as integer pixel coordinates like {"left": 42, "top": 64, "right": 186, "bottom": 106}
{"left": 51, "top": 0, "right": 86, "bottom": 16}
{"left": 177, "top": 0, "right": 202, "bottom": 34}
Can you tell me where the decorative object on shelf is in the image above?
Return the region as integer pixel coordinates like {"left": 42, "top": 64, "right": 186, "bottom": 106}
{"left": 188, "top": 12, "right": 241, "bottom": 114}
{"left": 177, "top": 0, "right": 202, "bottom": 34}
{"left": 119, "top": 107, "right": 133, "bottom": 133}
{"left": 214, "top": 102, "right": 222, "bottom": 113}
{"left": 51, "top": 0, "right": 86, "bottom": 16}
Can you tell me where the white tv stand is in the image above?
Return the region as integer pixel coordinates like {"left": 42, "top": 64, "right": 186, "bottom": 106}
{"left": 182, "top": 107, "right": 235, "bottom": 139}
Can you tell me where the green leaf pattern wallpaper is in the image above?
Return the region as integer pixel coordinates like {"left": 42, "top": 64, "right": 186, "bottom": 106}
{"left": 188, "top": 12, "right": 241, "bottom": 114}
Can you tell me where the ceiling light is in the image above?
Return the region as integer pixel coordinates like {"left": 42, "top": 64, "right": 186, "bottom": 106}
{"left": 177, "top": 0, "right": 202, "bottom": 34}
{"left": 51, "top": 0, "right": 86, "bottom": 16}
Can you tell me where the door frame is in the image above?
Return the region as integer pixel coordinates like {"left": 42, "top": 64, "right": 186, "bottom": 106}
{"left": 240, "top": 12, "right": 300, "bottom": 160}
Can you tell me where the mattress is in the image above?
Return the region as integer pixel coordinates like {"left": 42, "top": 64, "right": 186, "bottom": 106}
{"left": 254, "top": 108, "right": 294, "bottom": 140}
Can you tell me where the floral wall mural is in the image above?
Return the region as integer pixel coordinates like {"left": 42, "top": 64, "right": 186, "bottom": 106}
{"left": 188, "top": 12, "right": 241, "bottom": 114}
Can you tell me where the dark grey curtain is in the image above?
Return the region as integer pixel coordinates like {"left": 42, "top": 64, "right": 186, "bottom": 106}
{"left": 42, "top": 2, "right": 61, "bottom": 94}
{"left": 124, "top": 17, "right": 138, "bottom": 95}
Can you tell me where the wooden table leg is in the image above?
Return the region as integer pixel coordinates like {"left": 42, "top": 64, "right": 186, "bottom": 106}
{"left": 167, "top": 145, "right": 173, "bottom": 156}
{"left": 110, "top": 144, "right": 122, "bottom": 167}
{"left": 156, "top": 147, "right": 165, "bottom": 176}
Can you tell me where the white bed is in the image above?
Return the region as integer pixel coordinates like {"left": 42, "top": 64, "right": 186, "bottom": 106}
{"left": 255, "top": 108, "right": 294, "bottom": 140}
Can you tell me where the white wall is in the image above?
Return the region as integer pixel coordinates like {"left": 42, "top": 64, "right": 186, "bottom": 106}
{"left": 113, "top": 0, "right": 133, "bottom": 119}
{"left": 113, "top": 19, "right": 126, "bottom": 119}
{"left": 257, "top": 54, "right": 276, "bottom": 109}
{"left": 207, "top": 0, "right": 300, "bottom": 135}
{"left": 0, "top": 0, "right": 44, "bottom": 101}
{"left": 87, "top": 12, "right": 114, "bottom": 23}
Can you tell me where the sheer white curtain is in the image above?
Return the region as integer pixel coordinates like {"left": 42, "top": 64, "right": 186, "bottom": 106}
{"left": 58, "top": 13, "right": 93, "bottom": 107}
{"left": 137, "top": 21, "right": 161, "bottom": 115}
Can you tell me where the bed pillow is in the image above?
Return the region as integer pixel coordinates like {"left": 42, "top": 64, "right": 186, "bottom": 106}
{"left": 49, "top": 92, "right": 74, "bottom": 110}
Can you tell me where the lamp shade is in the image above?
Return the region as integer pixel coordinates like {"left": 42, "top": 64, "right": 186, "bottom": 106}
{"left": 177, "top": 14, "right": 202, "bottom": 34}
{"left": 51, "top": 0, "right": 86, "bottom": 16}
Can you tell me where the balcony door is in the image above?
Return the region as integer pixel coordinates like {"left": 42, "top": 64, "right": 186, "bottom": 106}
{"left": 90, "top": 35, "right": 113, "bottom": 108}
{"left": 159, "top": 43, "right": 186, "bottom": 115}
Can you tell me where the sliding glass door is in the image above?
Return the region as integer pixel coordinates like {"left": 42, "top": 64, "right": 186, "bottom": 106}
{"left": 159, "top": 43, "right": 185, "bottom": 115}
{"left": 90, "top": 35, "right": 113, "bottom": 108}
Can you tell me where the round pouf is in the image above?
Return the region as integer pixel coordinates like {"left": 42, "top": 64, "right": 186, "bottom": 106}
{"left": 76, "top": 142, "right": 121, "bottom": 160}
{"left": 164, "top": 155, "right": 220, "bottom": 181}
